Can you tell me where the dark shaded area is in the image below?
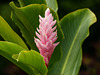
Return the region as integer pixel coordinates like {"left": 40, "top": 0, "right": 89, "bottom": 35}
{"left": 0, "top": 0, "right": 100, "bottom": 75}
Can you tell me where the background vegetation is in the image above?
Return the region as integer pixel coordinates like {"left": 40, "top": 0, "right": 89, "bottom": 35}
{"left": 0, "top": 0, "right": 100, "bottom": 75}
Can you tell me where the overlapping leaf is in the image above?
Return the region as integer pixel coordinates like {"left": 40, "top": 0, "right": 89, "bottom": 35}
{"left": 13, "top": 50, "right": 48, "bottom": 75}
{"left": 46, "top": 0, "right": 58, "bottom": 12}
{"left": 0, "top": 41, "right": 47, "bottom": 75}
{"left": 0, "top": 16, "right": 28, "bottom": 50}
{"left": 0, "top": 41, "right": 36, "bottom": 75}
{"left": 0, "top": 0, "right": 97, "bottom": 75}
{"left": 10, "top": 2, "right": 64, "bottom": 69}
{"left": 18, "top": 0, "right": 58, "bottom": 13}
{"left": 48, "top": 8, "right": 97, "bottom": 75}
{"left": 18, "top": 0, "right": 46, "bottom": 7}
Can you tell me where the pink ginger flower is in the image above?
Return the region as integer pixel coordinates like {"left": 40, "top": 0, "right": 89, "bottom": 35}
{"left": 34, "top": 8, "right": 59, "bottom": 67}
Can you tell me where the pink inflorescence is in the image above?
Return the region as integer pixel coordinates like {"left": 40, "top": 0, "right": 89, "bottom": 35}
{"left": 34, "top": 8, "right": 59, "bottom": 67}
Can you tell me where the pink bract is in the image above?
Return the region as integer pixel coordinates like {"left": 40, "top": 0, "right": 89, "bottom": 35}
{"left": 34, "top": 8, "right": 59, "bottom": 67}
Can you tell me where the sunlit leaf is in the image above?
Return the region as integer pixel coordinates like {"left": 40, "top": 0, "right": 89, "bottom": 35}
{"left": 13, "top": 50, "right": 48, "bottom": 75}
{"left": 0, "top": 41, "right": 39, "bottom": 75}
{"left": 0, "top": 16, "right": 28, "bottom": 50}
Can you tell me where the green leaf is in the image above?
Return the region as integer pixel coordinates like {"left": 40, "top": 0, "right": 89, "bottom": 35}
{"left": 18, "top": 0, "right": 46, "bottom": 7}
{"left": 72, "top": 49, "right": 82, "bottom": 75}
{"left": 0, "top": 41, "right": 40, "bottom": 75}
{"left": 18, "top": 0, "right": 25, "bottom": 7}
{"left": 11, "top": 12, "right": 35, "bottom": 50}
{"left": 10, "top": 2, "right": 64, "bottom": 69}
{"left": 48, "top": 8, "right": 97, "bottom": 75}
{"left": 0, "top": 41, "right": 25, "bottom": 54}
{"left": 46, "top": 0, "right": 58, "bottom": 12}
{"left": 13, "top": 50, "right": 48, "bottom": 75}
{"left": 18, "top": 0, "right": 58, "bottom": 13}
{"left": 0, "top": 16, "right": 28, "bottom": 50}
{"left": 48, "top": 44, "right": 62, "bottom": 70}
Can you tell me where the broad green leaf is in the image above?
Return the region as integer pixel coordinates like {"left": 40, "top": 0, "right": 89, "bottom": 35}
{"left": 0, "top": 41, "right": 40, "bottom": 75}
{"left": 48, "top": 8, "right": 97, "bottom": 75}
{"left": 48, "top": 44, "right": 62, "bottom": 70}
{"left": 46, "top": 0, "right": 58, "bottom": 12}
{"left": 13, "top": 50, "right": 48, "bottom": 75}
{"left": 72, "top": 49, "right": 82, "bottom": 75}
{"left": 0, "top": 41, "right": 24, "bottom": 54}
{"left": 11, "top": 12, "right": 35, "bottom": 50}
{"left": 10, "top": 2, "right": 64, "bottom": 68}
{"left": 0, "top": 16, "right": 28, "bottom": 50}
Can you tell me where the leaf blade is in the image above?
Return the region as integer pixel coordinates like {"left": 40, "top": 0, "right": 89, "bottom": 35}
{"left": 18, "top": 0, "right": 58, "bottom": 13}
{"left": 18, "top": 0, "right": 46, "bottom": 7}
{"left": 11, "top": 11, "right": 35, "bottom": 50}
{"left": 14, "top": 50, "right": 48, "bottom": 75}
{"left": 10, "top": 2, "right": 64, "bottom": 69}
{"left": 46, "top": 0, "right": 58, "bottom": 12}
{"left": 48, "top": 8, "right": 97, "bottom": 75}
{"left": 0, "top": 41, "right": 40, "bottom": 75}
{"left": 0, "top": 16, "right": 28, "bottom": 50}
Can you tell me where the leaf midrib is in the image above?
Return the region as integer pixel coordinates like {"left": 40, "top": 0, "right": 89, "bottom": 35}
{"left": 60, "top": 12, "right": 87, "bottom": 74}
